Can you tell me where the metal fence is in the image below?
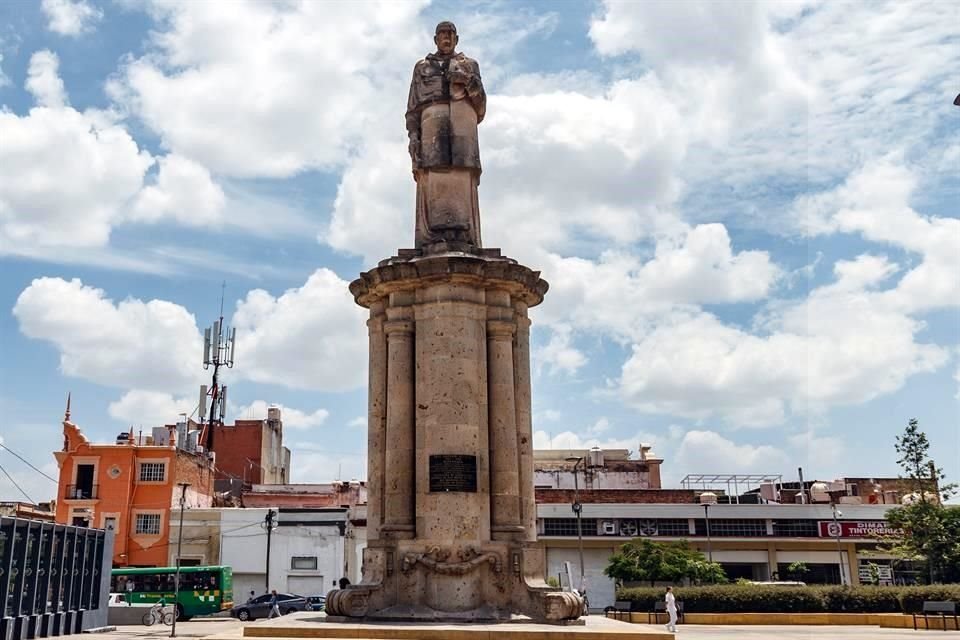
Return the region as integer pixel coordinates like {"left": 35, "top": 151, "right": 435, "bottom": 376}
{"left": 1, "top": 517, "right": 113, "bottom": 640}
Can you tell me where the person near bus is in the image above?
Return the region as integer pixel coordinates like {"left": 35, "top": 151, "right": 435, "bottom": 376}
{"left": 665, "top": 586, "right": 678, "bottom": 632}
{"left": 268, "top": 590, "right": 281, "bottom": 619}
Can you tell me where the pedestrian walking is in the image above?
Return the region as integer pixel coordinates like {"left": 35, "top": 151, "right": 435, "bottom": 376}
{"left": 665, "top": 586, "right": 678, "bottom": 632}
{"left": 268, "top": 589, "right": 281, "bottom": 619}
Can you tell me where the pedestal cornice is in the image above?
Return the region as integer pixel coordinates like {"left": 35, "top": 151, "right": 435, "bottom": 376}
{"left": 350, "top": 252, "right": 548, "bottom": 308}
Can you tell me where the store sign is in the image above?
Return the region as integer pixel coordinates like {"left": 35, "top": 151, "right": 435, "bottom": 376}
{"left": 859, "top": 565, "right": 894, "bottom": 581}
{"left": 818, "top": 521, "right": 902, "bottom": 538}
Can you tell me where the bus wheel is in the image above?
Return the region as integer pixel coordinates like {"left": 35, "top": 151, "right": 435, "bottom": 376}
{"left": 176, "top": 604, "right": 189, "bottom": 621}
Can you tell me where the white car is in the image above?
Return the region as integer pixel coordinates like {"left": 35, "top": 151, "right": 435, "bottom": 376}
{"left": 108, "top": 593, "right": 130, "bottom": 606}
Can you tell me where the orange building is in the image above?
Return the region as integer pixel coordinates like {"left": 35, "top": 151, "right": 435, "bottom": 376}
{"left": 53, "top": 402, "right": 215, "bottom": 567}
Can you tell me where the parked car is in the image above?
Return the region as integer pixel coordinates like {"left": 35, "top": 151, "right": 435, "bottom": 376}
{"left": 230, "top": 593, "right": 309, "bottom": 621}
{"left": 304, "top": 595, "right": 325, "bottom": 612}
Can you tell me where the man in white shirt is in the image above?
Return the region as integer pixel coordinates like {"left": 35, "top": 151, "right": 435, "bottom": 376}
{"left": 665, "top": 586, "right": 677, "bottom": 632}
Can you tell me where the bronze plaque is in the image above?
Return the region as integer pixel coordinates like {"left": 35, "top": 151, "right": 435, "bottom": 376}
{"left": 429, "top": 455, "right": 478, "bottom": 492}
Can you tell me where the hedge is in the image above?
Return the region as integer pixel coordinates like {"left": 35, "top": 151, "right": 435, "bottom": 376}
{"left": 616, "top": 585, "right": 960, "bottom": 614}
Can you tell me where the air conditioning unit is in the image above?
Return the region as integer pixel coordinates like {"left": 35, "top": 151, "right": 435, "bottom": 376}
{"left": 600, "top": 520, "right": 617, "bottom": 535}
{"left": 638, "top": 519, "right": 658, "bottom": 536}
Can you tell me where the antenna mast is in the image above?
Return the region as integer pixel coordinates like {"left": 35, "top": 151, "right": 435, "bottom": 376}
{"left": 201, "top": 282, "right": 236, "bottom": 453}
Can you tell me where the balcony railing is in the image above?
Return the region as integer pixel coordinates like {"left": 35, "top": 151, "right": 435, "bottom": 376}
{"left": 65, "top": 484, "right": 99, "bottom": 500}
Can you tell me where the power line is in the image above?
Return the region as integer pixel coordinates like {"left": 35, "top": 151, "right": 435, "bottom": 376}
{"left": 0, "top": 442, "right": 58, "bottom": 483}
{"left": 0, "top": 461, "right": 35, "bottom": 503}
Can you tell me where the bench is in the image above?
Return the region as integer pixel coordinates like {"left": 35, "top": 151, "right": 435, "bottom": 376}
{"left": 913, "top": 601, "right": 958, "bottom": 631}
{"left": 606, "top": 600, "right": 634, "bottom": 621}
{"left": 648, "top": 600, "right": 684, "bottom": 625}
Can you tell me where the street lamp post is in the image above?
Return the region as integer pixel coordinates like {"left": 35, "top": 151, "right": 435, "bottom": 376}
{"left": 831, "top": 503, "right": 846, "bottom": 586}
{"left": 702, "top": 503, "right": 713, "bottom": 563}
{"left": 564, "top": 456, "right": 586, "bottom": 601}
{"left": 170, "top": 482, "right": 190, "bottom": 638}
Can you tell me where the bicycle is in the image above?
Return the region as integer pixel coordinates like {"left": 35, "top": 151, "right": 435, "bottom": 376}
{"left": 142, "top": 602, "right": 174, "bottom": 626}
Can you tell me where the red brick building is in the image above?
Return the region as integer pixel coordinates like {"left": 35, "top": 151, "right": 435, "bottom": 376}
{"left": 206, "top": 406, "right": 291, "bottom": 486}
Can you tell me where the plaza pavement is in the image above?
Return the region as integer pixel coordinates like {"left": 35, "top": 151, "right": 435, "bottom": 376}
{"left": 99, "top": 618, "right": 960, "bottom": 640}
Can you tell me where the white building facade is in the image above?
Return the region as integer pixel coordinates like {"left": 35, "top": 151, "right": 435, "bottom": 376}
{"left": 539, "top": 502, "right": 900, "bottom": 611}
{"left": 169, "top": 507, "right": 348, "bottom": 600}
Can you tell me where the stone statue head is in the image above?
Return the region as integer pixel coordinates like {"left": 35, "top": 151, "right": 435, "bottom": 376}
{"left": 434, "top": 21, "right": 458, "bottom": 55}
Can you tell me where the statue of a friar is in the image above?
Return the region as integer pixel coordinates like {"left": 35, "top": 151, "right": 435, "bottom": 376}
{"left": 406, "top": 21, "right": 486, "bottom": 248}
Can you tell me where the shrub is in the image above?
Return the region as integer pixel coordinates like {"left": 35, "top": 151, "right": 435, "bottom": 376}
{"left": 617, "top": 584, "right": 960, "bottom": 614}
{"left": 897, "top": 585, "right": 960, "bottom": 613}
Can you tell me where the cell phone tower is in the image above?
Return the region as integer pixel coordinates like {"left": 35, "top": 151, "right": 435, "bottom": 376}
{"left": 200, "top": 284, "right": 236, "bottom": 453}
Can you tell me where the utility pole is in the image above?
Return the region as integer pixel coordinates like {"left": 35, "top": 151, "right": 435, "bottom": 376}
{"left": 831, "top": 502, "right": 846, "bottom": 586}
{"left": 262, "top": 509, "right": 278, "bottom": 591}
{"left": 171, "top": 482, "right": 190, "bottom": 638}
{"left": 564, "top": 456, "right": 586, "bottom": 600}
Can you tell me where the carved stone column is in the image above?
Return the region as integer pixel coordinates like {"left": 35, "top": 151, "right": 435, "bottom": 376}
{"left": 381, "top": 315, "right": 415, "bottom": 538}
{"left": 512, "top": 302, "right": 537, "bottom": 542}
{"left": 488, "top": 314, "right": 523, "bottom": 540}
{"left": 366, "top": 302, "right": 387, "bottom": 539}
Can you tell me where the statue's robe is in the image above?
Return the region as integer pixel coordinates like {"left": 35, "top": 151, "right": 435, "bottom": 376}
{"left": 406, "top": 52, "right": 486, "bottom": 248}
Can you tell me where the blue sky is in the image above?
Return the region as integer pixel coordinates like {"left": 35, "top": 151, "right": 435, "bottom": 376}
{"left": 1, "top": 0, "right": 958, "bottom": 503}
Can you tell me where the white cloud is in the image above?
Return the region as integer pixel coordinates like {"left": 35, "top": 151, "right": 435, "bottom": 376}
{"left": 41, "top": 0, "right": 103, "bottom": 36}
{"left": 129, "top": 154, "right": 225, "bottom": 226}
{"left": 534, "top": 325, "right": 587, "bottom": 376}
{"left": 532, "top": 428, "right": 658, "bottom": 456}
{"left": 13, "top": 278, "right": 202, "bottom": 393}
{"left": 108, "top": 1, "right": 427, "bottom": 179}
{"left": 795, "top": 159, "right": 960, "bottom": 314}
{"left": 235, "top": 400, "right": 330, "bottom": 430}
{"left": 0, "top": 52, "right": 154, "bottom": 254}
{"left": 619, "top": 263, "right": 948, "bottom": 426}
{"left": 0, "top": 53, "right": 11, "bottom": 88}
{"left": 25, "top": 49, "right": 65, "bottom": 111}
{"left": 231, "top": 269, "right": 368, "bottom": 392}
{"left": 348, "top": 416, "right": 366, "bottom": 429}
{"left": 108, "top": 390, "right": 195, "bottom": 427}
{"left": 674, "top": 429, "right": 788, "bottom": 474}
{"left": 0, "top": 450, "right": 59, "bottom": 503}
{"left": 534, "top": 224, "right": 779, "bottom": 342}
{"left": 286, "top": 443, "right": 366, "bottom": 483}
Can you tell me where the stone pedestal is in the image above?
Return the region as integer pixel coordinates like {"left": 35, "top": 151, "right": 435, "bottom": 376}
{"left": 326, "top": 244, "right": 582, "bottom": 622}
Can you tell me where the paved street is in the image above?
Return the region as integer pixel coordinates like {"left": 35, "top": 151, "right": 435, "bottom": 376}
{"left": 105, "top": 618, "right": 245, "bottom": 639}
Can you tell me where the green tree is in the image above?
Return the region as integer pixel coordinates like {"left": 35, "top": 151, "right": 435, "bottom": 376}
{"left": 786, "top": 561, "right": 810, "bottom": 581}
{"left": 895, "top": 418, "right": 956, "bottom": 502}
{"left": 885, "top": 419, "right": 960, "bottom": 583}
{"left": 604, "top": 538, "right": 727, "bottom": 586}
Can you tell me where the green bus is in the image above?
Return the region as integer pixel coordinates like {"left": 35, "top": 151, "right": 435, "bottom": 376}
{"left": 110, "top": 565, "right": 233, "bottom": 619}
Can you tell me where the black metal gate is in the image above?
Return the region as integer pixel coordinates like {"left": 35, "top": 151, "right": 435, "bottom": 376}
{"left": 0, "top": 517, "right": 113, "bottom": 640}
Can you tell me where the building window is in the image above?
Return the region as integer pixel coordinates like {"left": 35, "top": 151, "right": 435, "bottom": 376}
{"left": 291, "top": 556, "right": 318, "bottom": 570}
{"left": 695, "top": 518, "right": 767, "bottom": 537}
{"left": 772, "top": 519, "right": 819, "bottom": 537}
{"left": 654, "top": 519, "right": 692, "bottom": 537}
{"left": 543, "top": 518, "right": 599, "bottom": 536}
{"left": 139, "top": 462, "right": 166, "bottom": 483}
{"left": 135, "top": 513, "right": 161, "bottom": 535}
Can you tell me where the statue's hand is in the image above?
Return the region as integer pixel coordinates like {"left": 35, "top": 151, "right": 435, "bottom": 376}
{"left": 408, "top": 137, "right": 421, "bottom": 169}
{"left": 448, "top": 69, "right": 471, "bottom": 86}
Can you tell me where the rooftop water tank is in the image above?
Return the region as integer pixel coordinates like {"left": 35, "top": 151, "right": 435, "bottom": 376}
{"left": 810, "top": 481, "right": 831, "bottom": 503}
{"left": 588, "top": 446, "right": 604, "bottom": 468}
